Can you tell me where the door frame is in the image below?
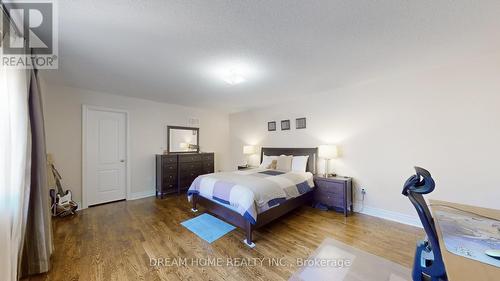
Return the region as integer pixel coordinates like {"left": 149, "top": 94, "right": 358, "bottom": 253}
{"left": 82, "top": 105, "right": 131, "bottom": 209}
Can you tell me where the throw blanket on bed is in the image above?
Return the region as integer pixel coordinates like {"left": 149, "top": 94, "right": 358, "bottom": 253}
{"left": 187, "top": 168, "right": 314, "bottom": 224}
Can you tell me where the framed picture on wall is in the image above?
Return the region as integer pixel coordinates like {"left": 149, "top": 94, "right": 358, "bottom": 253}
{"left": 268, "top": 121, "right": 276, "bottom": 131}
{"left": 281, "top": 120, "right": 290, "bottom": 130}
{"left": 296, "top": 117, "right": 306, "bottom": 129}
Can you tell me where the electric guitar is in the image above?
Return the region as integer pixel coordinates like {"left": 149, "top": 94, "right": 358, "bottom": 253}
{"left": 50, "top": 164, "right": 72, "bottom": 204}
{"left": 49, "top": 163, "right": 77, "bottom": 216}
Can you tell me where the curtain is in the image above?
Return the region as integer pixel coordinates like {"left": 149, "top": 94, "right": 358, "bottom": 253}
{"left": 19, "top": 70, "right": 54, "bottom": 277}
{"left": 1, "top": 10, "right": 53, "bottom": 280}
{"left": 0, "top": 53, "right": 32, "bottom": 281}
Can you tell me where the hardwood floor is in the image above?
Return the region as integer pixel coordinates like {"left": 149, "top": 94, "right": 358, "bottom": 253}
{"left": 27, "top": 195, "right": 422, "bottom": 281}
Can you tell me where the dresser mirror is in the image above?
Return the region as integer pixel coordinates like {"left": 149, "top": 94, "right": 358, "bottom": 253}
{"left": 167, "top": 126, "right": 199, "bottom": 153}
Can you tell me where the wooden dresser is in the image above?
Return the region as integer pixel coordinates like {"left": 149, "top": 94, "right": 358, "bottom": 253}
{"left": 313, "top": 175, "right": 353, "bottom": 216}
{"left": 155, "top": 153, "right": 214, "bottom": 198}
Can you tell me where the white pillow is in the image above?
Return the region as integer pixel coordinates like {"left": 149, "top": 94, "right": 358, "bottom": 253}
{"left": 276, "top": 155, "right": 293, "bottom": 172}
{"left": 259, "top": 155, "right": 278, "bottom": 168}
{"left": 291, "top": 155, "right": 309, "bottom": 172}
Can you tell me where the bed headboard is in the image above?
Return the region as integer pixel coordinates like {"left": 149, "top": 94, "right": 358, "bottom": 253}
{"left": 260, "top": 147, "right": 318, "bottom": 173}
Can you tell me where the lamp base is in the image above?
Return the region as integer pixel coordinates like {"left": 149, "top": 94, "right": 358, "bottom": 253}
{"left": 322, "top": 173, "right": 337, "bottom": 178}
{"left": 323, "top": 159, "right": 336, "bottom": 178}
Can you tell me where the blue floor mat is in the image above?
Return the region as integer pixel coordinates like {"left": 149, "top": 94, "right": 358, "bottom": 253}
{"left": 181, "top": 213, "right": 236, "bottom": 243}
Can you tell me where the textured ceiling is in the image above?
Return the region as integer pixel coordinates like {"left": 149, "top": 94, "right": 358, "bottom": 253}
{"left": 42, "top": 0, "right": 500, "bottom": 112}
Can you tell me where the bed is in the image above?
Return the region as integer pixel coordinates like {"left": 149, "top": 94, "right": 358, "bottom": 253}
{"left": 187, "top": 147, "right": 317, "bottom": 247}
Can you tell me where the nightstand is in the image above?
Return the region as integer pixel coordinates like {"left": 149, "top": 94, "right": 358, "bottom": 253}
{"left": 313, "top": 175, "right": 353, "bottom": 216}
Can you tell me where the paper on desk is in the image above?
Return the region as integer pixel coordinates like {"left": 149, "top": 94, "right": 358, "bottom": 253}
{"left": 435, "top": 209, "right": 500, "bottom": 268}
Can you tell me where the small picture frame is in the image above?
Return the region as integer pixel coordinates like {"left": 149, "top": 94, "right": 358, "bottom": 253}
{"left": 268, "top": 121, "right": 276, "bottom": 131}
{"left": 296, "top": 117, "right": 306, "bottom": 129}
{"left": 281, "top": 120, "right": 290, "bottom": 130}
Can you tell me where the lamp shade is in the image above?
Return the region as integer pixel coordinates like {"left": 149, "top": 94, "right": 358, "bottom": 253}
{"left": 318, "top": 144, "right": 338, "bottom": 159}
{"left": 243, "top": 145, "right": 256, "bottom": 155}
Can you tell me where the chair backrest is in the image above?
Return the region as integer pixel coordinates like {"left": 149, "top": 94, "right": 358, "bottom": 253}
{"left": 402, "top": 167, "right": 444, "bottom": 266}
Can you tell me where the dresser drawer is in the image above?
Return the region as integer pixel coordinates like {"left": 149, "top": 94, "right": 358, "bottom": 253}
{"left": 314, "top": 192, "right": 344, "bottom": 207}
{"left": 179, "top": 162, "right": 202, "bottom": 171}
{"left": 179, "top": 165, "right": 202, "bottom": 179}
{"left": 162, "top": 163, "right": 177, "bottom": 172}
{"left": 201, "top": 153, "right": 214, "bottom": 162}
{"left": 162, "top": 156, "right": 178, "bottom": 164}
{"left": 203, "top": 161, "right": 214, "bottom": 169}
{"left": 179, "top": 154, "right": 202, "bottom": 163}
{"left": 314, "top": 186, "right": 344, "bottom": 199}
{"left": 181, "top": 170, "right": 202, "bottom": 180}
{"left": 162, "top": 173, "right": 177, "bottom": 183}
{"left": 315, "top": 184, "right": 343, "bottom": 197}
{"left": 315, "top": 179, "right": 344, "bottom": 191}
{"left": 161, "top": 182, "right": 176, "bottom": 192}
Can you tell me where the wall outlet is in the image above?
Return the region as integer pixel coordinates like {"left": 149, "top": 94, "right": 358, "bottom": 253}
{"left": 361, "top": 188, "right": 367, "bottom": 195}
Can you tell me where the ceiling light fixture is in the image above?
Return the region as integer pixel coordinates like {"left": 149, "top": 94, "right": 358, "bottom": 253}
{"left": 203, "top": 59, "right": 261, "bottom": 86}
{"left": 222, "top": 69, "right": 246, "bottom": 85}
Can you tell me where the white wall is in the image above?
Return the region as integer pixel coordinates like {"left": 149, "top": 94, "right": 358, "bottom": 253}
{"left": 41, "top": 81, "right": 231, "bottom": 205}
{"left": 229, "top": 54, "right": 500, "bottom": 225}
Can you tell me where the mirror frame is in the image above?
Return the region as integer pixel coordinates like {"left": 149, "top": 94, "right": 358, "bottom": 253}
{"left": 166, "top": 125, "right": 200, "bottom": 154}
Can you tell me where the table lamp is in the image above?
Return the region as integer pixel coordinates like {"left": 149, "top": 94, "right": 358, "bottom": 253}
{"left": 243, "top": 145, "right": 256, "bottom": 167}
{"left": 318, "top": 144, "right": 338, "bottom": 177}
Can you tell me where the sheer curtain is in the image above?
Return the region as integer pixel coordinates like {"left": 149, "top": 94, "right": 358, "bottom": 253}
{"left": 0, "top": 54, "right": 32, "bottom": 280}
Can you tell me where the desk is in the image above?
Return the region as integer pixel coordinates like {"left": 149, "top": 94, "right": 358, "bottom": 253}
{"left": 430, "top": 200, "right": 500, "bottom": 281}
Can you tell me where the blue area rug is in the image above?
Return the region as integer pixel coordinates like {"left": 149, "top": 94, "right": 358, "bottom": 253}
{"left": 181, "top": 213, "right": 236, "bottom": 243}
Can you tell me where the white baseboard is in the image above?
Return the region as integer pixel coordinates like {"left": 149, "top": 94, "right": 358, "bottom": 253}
{"left": 128, "top": 190, "right": 156, "bottom": 201}
{"left": 74, "top": 190, "right": 155, "bottom": 212}
{"left": 353, "top": 203, "right": 422, "bottom": 228}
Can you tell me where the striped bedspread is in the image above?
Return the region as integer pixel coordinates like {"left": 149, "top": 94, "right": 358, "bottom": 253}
{"left": 187, "top": 168, "right": 314, "bottom": 224}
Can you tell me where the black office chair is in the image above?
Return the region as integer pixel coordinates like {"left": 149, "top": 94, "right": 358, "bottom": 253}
{"left": 402, "top": 167, "right": 447, "bottom": 281}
